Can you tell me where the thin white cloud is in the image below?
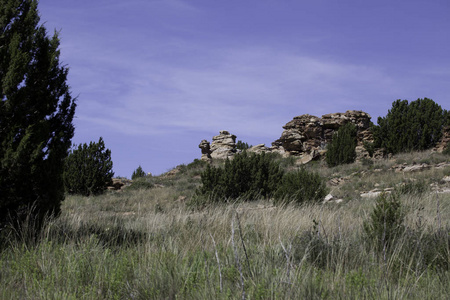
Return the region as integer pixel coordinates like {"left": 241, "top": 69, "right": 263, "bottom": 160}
{"left": 71, "top": 43, "right": 400, "bottom": 141}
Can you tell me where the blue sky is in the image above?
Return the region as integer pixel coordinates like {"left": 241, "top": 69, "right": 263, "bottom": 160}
{"left": 38, "top": 0, "right": 450, "bottom": 177}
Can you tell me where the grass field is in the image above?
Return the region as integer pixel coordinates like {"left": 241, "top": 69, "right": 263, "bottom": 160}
{"left": 1, "top": 151, "right": 449, "bottom": 299}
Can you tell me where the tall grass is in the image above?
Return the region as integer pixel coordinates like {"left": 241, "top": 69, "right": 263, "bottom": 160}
{"left": 1, "top": 184, "right": 449, "bottom": 299}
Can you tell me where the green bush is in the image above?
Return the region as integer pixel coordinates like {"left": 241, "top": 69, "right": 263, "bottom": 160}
{"left": 194, "top": 151, "right": 284, "bottom": 202}
{"left": 363, "top": 193, "right": 405, "bottom": 254}
{"left": 131, "top": 165, "right": 146, "bottom": 180}
{"left": 63, "top": 137, "right": 114, "bottom": 196}
{"left": 373, "top": 98, "right": 448, "bottom": 155}
{"left": 274, "top": 168, "right": 328, "bottom": 204}
{"left": 326, "top": 123, "right": 357, "bottom": 167}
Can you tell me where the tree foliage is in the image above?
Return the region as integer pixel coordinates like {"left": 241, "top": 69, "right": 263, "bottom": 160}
{"left": 274, "top": 168, "right": 328, "bottom": 204}
{"left": 236, "top": 140, "right": 252, "bottom": 151}
{"left": 373, "top": 98, "right": 448, "bottom": 154}
{"left": 131, "top": 165, "right": 146, "bottom": 180}
{"left": 195, "top": 152, "right": 284, "bottom": 202}
{"left": 363, "top": 193, "right": 405, "bottom": 253}
{"left": 63, "top": 138, "right": 113, "bottom": 196}
{"left": 0, "top": 0, "right": 76, "bottom": 227}
{"left": 326, "top": 123, "right": 357, "bottom": 167}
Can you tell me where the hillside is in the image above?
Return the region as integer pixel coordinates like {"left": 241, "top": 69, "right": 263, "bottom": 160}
{"left": 2, "top": 149, "right": 449, "bottom": 299}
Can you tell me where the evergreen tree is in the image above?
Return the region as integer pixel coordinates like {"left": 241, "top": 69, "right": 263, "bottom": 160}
{"left": 236, "top": 140, "right": 252, "bottom": 151}
{"left": 373, "top": 98, "right": 447, "bottom": 154}
{"left": 0, "top": 1, "right": 76, "bottom": 228}
{"left": 326, "top": 123, "right": 357, "bottom": 167}
{"left": 131, "top": 165, "right": 146, "bottom": 180}
{"left": 195, "top": 152, "right": 283, "bottom": 202}
{"left": 63, "top": 138, "right": 113, "bottom": 196}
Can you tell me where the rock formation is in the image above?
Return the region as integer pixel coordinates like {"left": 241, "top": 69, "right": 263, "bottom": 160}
{"left": 272, "top": 110, "right": 373, "bottom": 160}
{"left": 199, "top": 112, "right": 376, "bottom": 162}
{"left": 198, "top": 140, "right": 212, "bottom": 161}
{"left": 247, "top": 144, "right": 270, "bottom": 154}
{"left": 200, "top": 130, "right": 238, "bottom": 160}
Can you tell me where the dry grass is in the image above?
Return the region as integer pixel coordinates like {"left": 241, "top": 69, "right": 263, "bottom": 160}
{"left": 1, "top": 151, "right": 449, "bottom": 299}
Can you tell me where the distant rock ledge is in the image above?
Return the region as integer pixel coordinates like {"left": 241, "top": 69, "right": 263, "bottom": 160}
{"left": 199, "top": 110, "right": 378, "bottom": 163}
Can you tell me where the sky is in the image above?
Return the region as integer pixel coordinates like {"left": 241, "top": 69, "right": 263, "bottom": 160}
{"left": 37, "top": 0, "right": 450, "bottom": 177}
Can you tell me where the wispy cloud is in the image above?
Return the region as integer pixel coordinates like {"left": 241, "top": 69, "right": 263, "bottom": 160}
{"left": 72, "top": 42, "right": 399, "bottom": 139}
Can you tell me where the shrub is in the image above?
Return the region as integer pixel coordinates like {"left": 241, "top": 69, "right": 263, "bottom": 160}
{"left": 274, "top": 168, "right": 328, "bottom": 204}
{"left": 127, "top": 177, "right": 154, "bottom": 191}
{"left": 373, "top": 98, "right": 448, "bottom": 155}
{"left": 194, "top": 151, "right": 284, "bottom": 202}
{"left": 326, "top": 123, "right": 357, "bottom": 167}
{"left": 236, "top": 140, "right": 252, "bottom": 151}
{"left": 443, "top": 143, "right": 450, "bottom": 156}
{"left": 131, "top": 165, "right": 146, "bottom": 180}
{"left": 0, "top": 0, "right": 77, "bottom": 230}
{"left": 63, "top": 137, "right": 114, "bottom": 196}
{"left": 363, "top": 193, "right": 405, "bottom": 254}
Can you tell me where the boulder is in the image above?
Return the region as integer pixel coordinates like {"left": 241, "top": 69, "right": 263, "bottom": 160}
{"left": 248, "top": 144, "right": 270, "bottom": 154}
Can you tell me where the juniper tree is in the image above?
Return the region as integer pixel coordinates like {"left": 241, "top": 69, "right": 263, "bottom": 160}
{"left": 0, "top": 0, "right": 76, "bottom": 228}
{"left": 326, "top": 123, "right": 357, "bottom": 167}
{"left": 63, "top": 137, "right": 113, "bottom": 196}
{"left": 131, "top": 165, "right": 146, "bottom": 180}
{"left": 373, "top": 98, "right": 448, "bottom": 154}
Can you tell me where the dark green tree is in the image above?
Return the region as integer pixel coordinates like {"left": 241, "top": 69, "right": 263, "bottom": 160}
{"left": 373, "top": 98, "right": 448, "bottom": 154}
{"left": 63, "top": 137, "right": 113, "bottom": 196}
{"left": 363, "top": 193, "right": 405, "bottom": 254}
{"left": 195, "top": 152, "right": 284, "bottom": 202}
{"left": 326, "top": 123, "right": 357, "bottom": 167}
{"left": 0, "top": 0, "right": 76, "bottom": 228}
{"left": 274, "top": 168, "right": 328, "bottom": 205}
{"left": 131, "top": 165, "right": 146, "bottom": 180}
{"left": 236, "top": 140, "right": 252, "bottom": 151}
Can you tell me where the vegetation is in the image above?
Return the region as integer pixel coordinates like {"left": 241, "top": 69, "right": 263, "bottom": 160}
{"left": 444, "top": 143, "right": 450, "bottom": 156}
{"left": 63, "top": 137, "right": 113, "bottom": 196}
{"left": 274, "top": 168, "right": 328, "bottom": 204}
{"left": 131, "top": 165, "right": 146, "bottom": 180}
{"left": 363, "top": 192, "right": 405, "bottom": 253}
{"left": 326, "top": 123, "right": 358, "bottom": 167}
{"left": 194, "top": 152, "right": 284, "bottom": 203}
{"left": 1, "top": 159, "right": 449, "bottom": 298}
{"left": 373, "top": 98, "right": 448, "bottom": 154}
{"left": 0, "top": 0, "right": 76, "bottom": 229}
{"left": 236, "top": 140, "right": 252, "bottom": 150}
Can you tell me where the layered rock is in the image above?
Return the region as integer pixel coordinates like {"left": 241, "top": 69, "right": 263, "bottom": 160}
{"left": 198, "top": 140, "right": 212, "bottom": 161}
{"left": 247, "top": 144, "right": 270, "bottom": 154}
{"left": 273, "top": 110, "right": 372, "bottom": 159}
{"left": 200, "top": 131, "right": 238, "bottom": 160}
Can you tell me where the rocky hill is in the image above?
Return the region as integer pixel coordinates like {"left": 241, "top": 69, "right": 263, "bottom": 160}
{"left": 199, "top": 110, "right": 384, "bottom": 163}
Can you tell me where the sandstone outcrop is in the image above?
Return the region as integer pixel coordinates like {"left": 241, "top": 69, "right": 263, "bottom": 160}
{"left": 200, "top": 131, "right": 238, "bottom": 160}
{"left": 199, "top": 111, "right": 376, "bottom": 162}
{"left": 273, "top": 110, "right": 373, "bottom": 160}
{"left": 248, "top": 144, "right": 270, "bottom": 154}
{"left": 198, "top": 140, "right": 212, "bottom": 161}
